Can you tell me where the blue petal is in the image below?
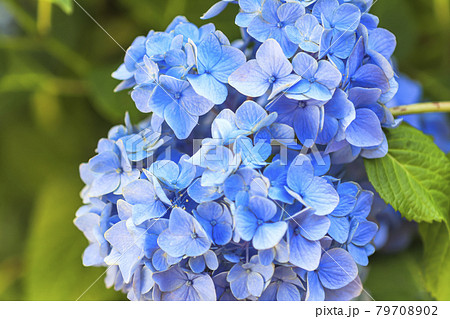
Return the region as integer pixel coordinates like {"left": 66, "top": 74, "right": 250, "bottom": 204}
{"left": 368, "top": 28, "right": 396, "bottom": 60}
{"left": 112, "top": 64, "right": 133, "bottom": 80}
{"left": 324, "top": 276, "right": 362, "bottom": 301}
{"left": 303, "top": 177, "right": 339, "bottom": 216}
{"left": 235, "top": 100, "right": 268, "bottom": 132}
{"left": 152, "top": 249, "right": 170, "bottom": 271}
{"left": 348, "top": 243, "right": 369, "bottom": 266}
{"left": 89, "top": 151, "right": 119, "bottom": 173}
{"left": 261, "top": 0, "right": 279, "bottom": 24}
{"left": 306, "top": 82, "right": 334, "bottom": 101}
{"left": 318, "top": 248, "right": 358, "bottom": 289}
{"left": 292, "top": 52, "right": 318, "bottom": 79}
{"left": 198, "top": 33, "right": 222, "bottom": 70}
{"left": 192, "top": 273, "right": 217, "bottom": 301}
{"left": 316, "top": 60, "right": 341, "bottom": 89}
{"left": 185, "top": 235, "right": 211, "bottom": 257}
{"left": 247, "top": 272, "right": 265, "bottom": 297}
{"left": 235, "top": 207, "right": 258, "bottom": 241}
{"left": 230, "top": 276, "right": 250, "bottom": 299}
{"left": 247, "top": 16, "right": 274, "bottom": 43}
{"left": 132, "top": 202, "right": 166, "bottom": 225}
{"left": 352, "top": 64, "right": 390, "bottom": 93}
{"left": 346, "top": 108, "right": 383, "bottom": 147}
{"left": 123, "top": 179, "right": 155, "bottom": 205}
{"left": 89, "top": 172, "right": 120, "bottom": 197}
{"left": 289, "top": 234, "right": 321, "bottom": 271}
{"left": 287, "top": 155, "right": 314, "bottom": 194}
{"left": 253, "top": 222, "right": 288, "bottom": 250}
{"left": 213, "top": 223, "right": 233, "bottom": 246}
{"left": 187, "top": 73, "right": 227, "bottom": 105}
{"left": 147, "top": 86, "right": 175, "bottom": 118}
{"left": 345, "top": 37, "right": 365, "bottom": 81}
{"left": 352, "top": 190, "right": 373, "bottom": 218}
{"left": 277, "top": 282, "right": 301, "bottom": 301}
{"left": 259, "top": 248, "right": 275, "bottom": 266}
{"left": 224, "top": 174, "right": 245, "bottom": 200}
{"left": 278, "top": 2, "right": 305, "bottom": 23}
{"left": 211, "top": 46, "right": 246, "bottom": 83}
{"left": 249, "top": 196, "right": 277, "bottom": 221}
{"left": 317, "top": 115, "right": 338, "bottom": 145}
{"left": 229, "top": 60, "right": 270, "bottom": 97}
{"left": 164, "top": 98, "right": 198, "bottom": 139}
{"left": 256, "top": 39, "right": 293, "bottom": 78}
{"left": 312, "top": 0, "right": 339, "bottom": 24}
{"left": 236, "top": 12, "right": 258, "bottom": 28}
{"left": 352, "top": 221, "right": 378, "bottom": 246}
{"left": 157, "top": 231, "right": 190, "bottom": 257}
{"left": 204, "top": 250, "right": 219, "bottom": 270}
{"left": 179, "top": 85, "right": 214, "bottom": 116}
{"left": 131, "top": 86, "right": 155, "bottom": 113}
{"left": 306, "top": 271, "right": 325, "bottom": 301}
{"left": 259, "top": 283, "right": 278, "bottom": 301}
{"left": 168, "top": 207, "right": 194, "bottom": 236}
{"left": 201, "top": 1, "right": 230, "bottom": 20}
{"left": 300, "top": 214, "right": 330, "bottom": 241}
{"left": 294, "top": 104, "right": 321, "bottom": 147}
{"left": 348, "top": 87, "right": 381, "bottom": 108}
{"left": 146, "top": 32, "right": 173, "bottom": 59}
{"left": 189, "top": 256, "right": 206, "bottom": 273}
{"left": 327, "top": 215, "right": 350, "bottom": 244}
{"left": 187, "top": 178, "right": 222, "bottom": 203}
{"left": 332, "top": 3, "right": 360, "bottom": 32}
{"left": 152, "top": 266, "right": 186, "bottom": 292}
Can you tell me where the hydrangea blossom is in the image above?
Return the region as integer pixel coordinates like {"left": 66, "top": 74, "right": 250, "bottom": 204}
{"left": 74, "top": 0, "right": 410, "bottom": 300}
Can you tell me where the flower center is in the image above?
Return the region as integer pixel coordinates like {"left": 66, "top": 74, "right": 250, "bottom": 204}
{"left": 298, "top": 101, "right": 307, "bottom": 108}
{"left": 186, "top": 280, "right": 193, "bottom": 286}
{"left": 191, "top": 232, "right": 198, "bottom": 239}
{"left": 174, "top": 92, "right": 181, "bottom": 99}
{"left": 210, "top": 219, "right": 217, "bottom": 226}
{"left": 257, "top": 219, "right": 264, "bottom": 225}
{"left": 294, "top": 228, "right": 301, "bottom": 236}
{"left": 276, "top": 22, "right": 284, "bottom": 29}
{"left": 269, "top": 76, "right": 276, "bottom": 84}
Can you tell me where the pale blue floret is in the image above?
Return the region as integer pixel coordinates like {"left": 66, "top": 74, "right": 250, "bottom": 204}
{"left": 229, "top": 39, "right": 300, "bottom": 98}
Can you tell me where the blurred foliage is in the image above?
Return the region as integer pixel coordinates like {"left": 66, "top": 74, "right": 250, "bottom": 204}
{"left": 25, "top": 176, "right": 123, "bottom": 300}
{"left": 419, "top": 222, "right": 450, "bottom": 301}
{"left": 0, "top": 0, "right": 448, "bottom": 300}
{"left": 364, "top": 245, "right": 432, "bottom": 301}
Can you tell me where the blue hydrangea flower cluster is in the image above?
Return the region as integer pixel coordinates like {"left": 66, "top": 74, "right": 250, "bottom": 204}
{"left": 74, "top": 0, "right": 401, "bottom": 301}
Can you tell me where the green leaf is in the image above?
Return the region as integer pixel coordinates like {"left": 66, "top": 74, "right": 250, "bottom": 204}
{"left": 24, "top": 177, "right": 125, "bottom": 300}
{"left": 48, "top": 0, "right": 73, "bottom": 14}
{"left": 364, "top": 123, "right": 450, "bottom": 228}
{"left": 419, "top": 222, "right": 450, "bottom": 300}
{"left": 364, "top": 249, "right": 432, "bottom": 301}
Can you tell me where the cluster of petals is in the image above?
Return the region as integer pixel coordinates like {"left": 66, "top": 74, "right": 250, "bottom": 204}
{"left": 75, "top": 0, "right": 397, "bottom": 301}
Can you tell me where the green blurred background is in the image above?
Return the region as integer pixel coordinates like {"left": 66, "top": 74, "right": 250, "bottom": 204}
{"left": 0, "top": 0, "right": 448, "bottom": 300}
